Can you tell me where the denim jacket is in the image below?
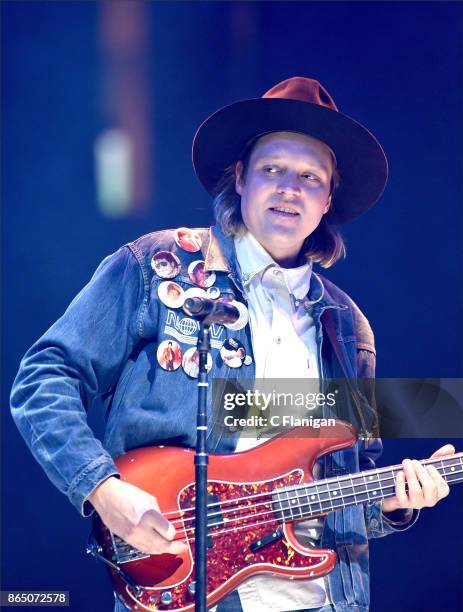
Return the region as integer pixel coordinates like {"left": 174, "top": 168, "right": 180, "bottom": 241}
{"left": 10, "top": 225, "right": 418, "bottom": 612}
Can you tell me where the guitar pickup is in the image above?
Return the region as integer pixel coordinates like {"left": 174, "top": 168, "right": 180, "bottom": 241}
{"left": 249, "top": 529, "right": 283, "bottom": 553}
{"left": 207, "top": 493, "right": 222, "bottom": 548}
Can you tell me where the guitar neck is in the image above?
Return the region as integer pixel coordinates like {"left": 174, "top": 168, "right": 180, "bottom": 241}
{"left": 276, "top": 452, "right": 463, "bottom": 521}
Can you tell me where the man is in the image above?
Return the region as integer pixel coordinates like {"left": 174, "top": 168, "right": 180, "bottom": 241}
{"left": 10, "top": 77, "right": 454, "bottom": 612}
{"left": 161, "top": 340, "right": 176, "bottom": 371}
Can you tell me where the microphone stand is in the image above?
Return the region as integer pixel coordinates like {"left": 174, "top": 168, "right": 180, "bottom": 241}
{"left": 194, "top": 321, "right": 211, "bottom": 612}
{"left": 182, "top": 296, "right": 241, "bottom": 611}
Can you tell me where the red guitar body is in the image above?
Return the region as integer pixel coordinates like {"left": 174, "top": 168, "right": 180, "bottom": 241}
{"left": 94, "top": 422, "right": 357, "bottom": 611}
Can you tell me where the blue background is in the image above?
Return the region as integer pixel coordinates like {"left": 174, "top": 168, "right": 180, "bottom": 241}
{"left": 2, "top": 2, "right": 463, "bottom": 611}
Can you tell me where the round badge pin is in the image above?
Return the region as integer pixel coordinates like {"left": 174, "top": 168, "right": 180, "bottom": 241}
{"left": 243, "top": 355, "right": 253, "bottom": 366}
{"left": 223, "top": 300, "right": 249, "bottom": 331}
{"left": 220, "top": 338, "right": 246, "bottom": 368}
{"left": 182, "top": 347, "right": 212, "bottom": 378}
{"left": 206, "top": 286, "right": 221, "bottom": 300}
{"left": 151, "top": 251, "right": 181, "bottom": 279}
{"left": 174, "top": 227, "right": 202, "bottom": 253}
{"left": 188, "top": 260, "right": 216, "bottom": 288}
{"left": 157, "top": 339, "right": 182, "bottom": 371}
{"left": 158, "top": 281, "right": 185, "bottom": 309}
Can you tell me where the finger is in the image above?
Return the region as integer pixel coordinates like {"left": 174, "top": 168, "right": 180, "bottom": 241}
{"left": 163, "top": 538, "right": 189, "bottom": 555}
{"left": 150, "top": 531, "right": 189, "bottom": 555}
{"left": 412, "top": 460, "right": 437, "bottom": 506}
{"left": 402, "top": 459, "right": 422, "bottom": 505}
{"left": 430, "top": 444, "right": 455, "bottom": 458}
{"left": 143, "top": 508, "right": 177, "bottom": 541}
{"left": 426, "top": 465, "right": 450, "bottom": 499}
{"left": 394, "top": 469, "right": 409, "bottom": 508}
{"left": 140, "top": 495, "right": 177, "bottom": 540}
{"left": 131, "top": 526, "right": 188, "bottom": 555}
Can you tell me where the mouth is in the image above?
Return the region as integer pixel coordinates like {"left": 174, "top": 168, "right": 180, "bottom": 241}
{"left": 269, "top": 206, "right": 300, "bottom": 217}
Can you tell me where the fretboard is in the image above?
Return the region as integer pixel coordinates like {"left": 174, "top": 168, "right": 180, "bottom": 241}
{"left": 274, "top": 452, "right": 463, "bottom": 521}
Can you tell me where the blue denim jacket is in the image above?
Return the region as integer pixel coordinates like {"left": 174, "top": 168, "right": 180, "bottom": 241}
{"left": 10, "top": 225, "right": 417, "bottom": 612}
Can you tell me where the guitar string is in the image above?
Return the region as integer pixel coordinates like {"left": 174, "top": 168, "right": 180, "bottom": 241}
{"left": 118, "top": 479, "right": 395, "bottom": 555}
{"left": 170, "top": 470, "right": 463, "bottom": 542}
{"left": 161, "top": 458, "right": 463, "bottom": 528}
{"left": 122, "top": 481, "right": 399, "bottom": 551}
{"left": 169, "top": 473, "right": 395, "bottom": 529}
{"left": 161, "top": 453, "right": 463, "bottom": 520}
{"left": 171, "top": 470, "right": 463, "bottom": 545}
{"left": 165, "top": 465, "right": 463, "bottom": 532}
{"left": 117, "top": 467, "right": 463, "bottom": 555}
{"left": 174, "top": 489, "right": 399, "bottom": 544}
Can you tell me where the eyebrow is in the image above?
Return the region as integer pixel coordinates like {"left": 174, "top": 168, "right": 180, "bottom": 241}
{"left": 256, "top": 155, "right": 331, "bottom": 174}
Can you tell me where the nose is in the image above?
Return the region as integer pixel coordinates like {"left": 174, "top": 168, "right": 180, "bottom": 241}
{"left": 276, "top": 172, "right": 300, "bottom": 197}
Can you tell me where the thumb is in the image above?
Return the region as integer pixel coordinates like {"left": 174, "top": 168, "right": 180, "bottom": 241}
{"left": 430, "top": 444, "right": 455, "bottom": 458}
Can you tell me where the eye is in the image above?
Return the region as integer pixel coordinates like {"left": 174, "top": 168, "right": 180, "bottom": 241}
{"left": 262, "top": 165, "right": 281, "bottom": 175}
{"left": 301, "top": 172, "right": 321, "bottom": 183}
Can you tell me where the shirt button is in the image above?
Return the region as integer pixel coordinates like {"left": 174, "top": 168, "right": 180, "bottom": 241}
{"left": 274, "top": 336, "right": 282, "bottom": 344}
{"left": 370, "top": 518, "right": 379, "bottom": 529}
{"left": 272, "top": 268, "right": 281, "bottom": 276}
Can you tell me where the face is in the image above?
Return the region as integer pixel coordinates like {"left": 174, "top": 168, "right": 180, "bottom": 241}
{"left": 167, "top": 285, "right": 181, "bottom": 299}
{"left": 235, "top": 131, "right": 333, "bottom": 267}
{"left": 180, "top": 232, "right": 200, "bottom": 249}
{"left": 195, "top": 265, "right": 206, "bottom": 283}
{"left": 157, "top": 258, "right": 174, "bottom": 274}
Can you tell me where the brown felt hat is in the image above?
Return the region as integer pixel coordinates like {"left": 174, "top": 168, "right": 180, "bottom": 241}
{"left": 192, "top": 77, "right": 388, "bottom": 224}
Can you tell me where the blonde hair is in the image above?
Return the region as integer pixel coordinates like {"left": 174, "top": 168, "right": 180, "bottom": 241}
{"left": 213, "top": 144, "right": 346, "bottom": 268}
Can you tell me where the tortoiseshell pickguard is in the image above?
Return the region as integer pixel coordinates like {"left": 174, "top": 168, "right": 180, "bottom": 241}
{"left": 127, "top": 470, "right": 326, "bottom": 610}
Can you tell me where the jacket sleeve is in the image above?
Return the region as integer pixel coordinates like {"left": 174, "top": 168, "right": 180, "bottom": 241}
{"left": 356, "top": 347, "right": 419, "bottom": 539}
{"left": 10, "top": 246, "right": 147, "bottom": 516}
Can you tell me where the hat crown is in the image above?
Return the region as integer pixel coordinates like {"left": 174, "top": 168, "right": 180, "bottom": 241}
{"left": 263, "top": 77, "right": 338, "bottom": 112}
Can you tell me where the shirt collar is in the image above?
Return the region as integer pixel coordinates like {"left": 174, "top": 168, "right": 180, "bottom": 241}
{"left": 234, "top": 232, "right": 275, "bottom": 283}
{"left": 202, "top": 225, "right": 340, "bottom": 309}
{"left": 234, "top": 231, "right": 313, "bottom": 300}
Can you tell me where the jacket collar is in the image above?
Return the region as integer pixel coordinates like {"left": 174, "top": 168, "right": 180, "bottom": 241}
{"left": 203, "top": 225, "right": 234, "bottom": 273}
{"left": 202, "top": 225, "right": 345, "bottom": 309}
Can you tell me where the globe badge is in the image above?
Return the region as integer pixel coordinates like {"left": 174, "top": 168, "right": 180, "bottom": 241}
{"left": 178, "top": 317, "right": 199, "bottom": 336}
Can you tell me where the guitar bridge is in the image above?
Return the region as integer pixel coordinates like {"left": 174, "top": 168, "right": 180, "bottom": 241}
{"left": 111, "top": 533, "right": 150, "bottom": 564}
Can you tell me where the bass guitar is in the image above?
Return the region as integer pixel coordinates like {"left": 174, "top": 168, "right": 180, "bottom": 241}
{"left": 88, "top": 421, "right": 462, "bottom": 611}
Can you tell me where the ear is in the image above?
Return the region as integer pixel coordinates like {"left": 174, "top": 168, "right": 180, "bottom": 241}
{"left": 323, "top": 195, "right": 332, "bottom": 214}
{"left": 235, "top": 161, "right": 244, "bottom": 195}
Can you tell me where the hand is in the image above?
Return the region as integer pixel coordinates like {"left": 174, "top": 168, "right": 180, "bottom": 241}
{"left": 382, "top": 444, "right": 454, "bottom": 514}
{"left": 87, "top": 477, "right": 188, "bottom": 555}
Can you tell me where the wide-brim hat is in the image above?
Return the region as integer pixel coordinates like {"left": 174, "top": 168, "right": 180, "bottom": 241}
{"left": 192, "top": 77, "right": 388, "bottom": 224}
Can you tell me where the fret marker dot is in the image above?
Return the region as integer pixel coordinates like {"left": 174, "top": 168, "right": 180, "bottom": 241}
{"left": 372, "top": 491, "right": 377, "bottom": 495}
{"left": 451, "top": 467, "right": 455, "bottom": 471}
{"left": 292, "top": 500, "right": 296, "bottom": 504}
{"left": 369, "top": 476, "right": 374, "bottom": 480}
{"left": 333, "top": 491, "right": 337, "bottom": 496}
{"left": 311, "top": 495, "right": 316, "bottom": 500}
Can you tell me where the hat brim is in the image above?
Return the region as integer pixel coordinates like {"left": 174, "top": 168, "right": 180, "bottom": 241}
{"left": 192, "top": 98, "right": 388, "bottom": 224}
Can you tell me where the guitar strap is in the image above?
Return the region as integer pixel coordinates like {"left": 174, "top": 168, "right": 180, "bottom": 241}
{"left": 322, "top": 308, "right": 377, "bottom": 440}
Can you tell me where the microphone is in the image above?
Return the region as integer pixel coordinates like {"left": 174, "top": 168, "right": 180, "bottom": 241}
{"left": 183, "top": 297, "right": 242, "bottom": 326}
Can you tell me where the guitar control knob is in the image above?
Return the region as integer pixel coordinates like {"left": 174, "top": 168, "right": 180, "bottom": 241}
{"left": 188, "top": 581, "right": 196, "bottom": 596}
{"left": 161, "top": 591, "right": 173, "bottom": 605}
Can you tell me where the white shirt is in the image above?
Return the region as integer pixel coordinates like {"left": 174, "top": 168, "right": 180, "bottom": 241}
{"left": 231, "top": 232, "right": 331, "bottom": 612}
